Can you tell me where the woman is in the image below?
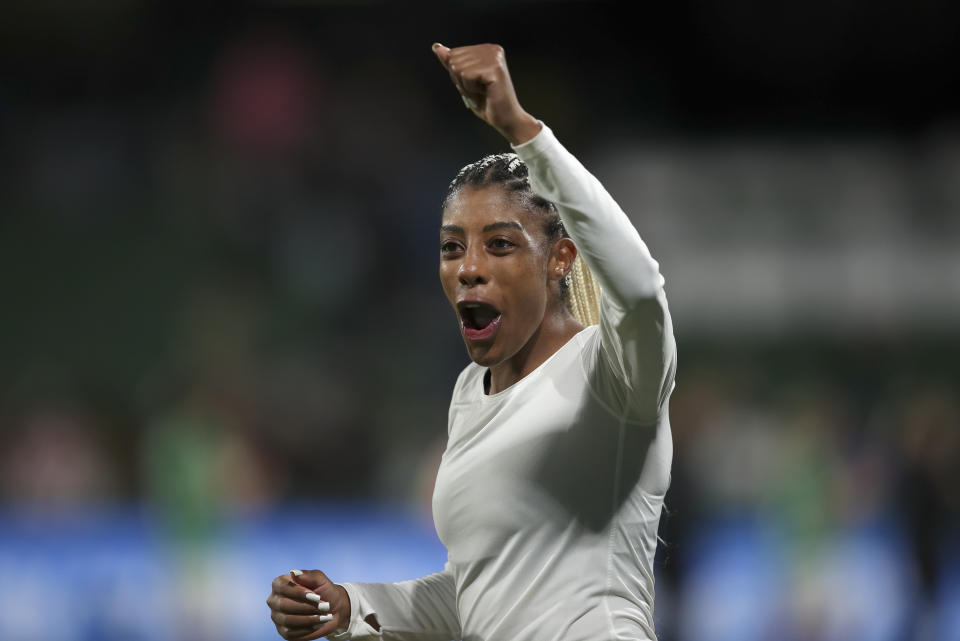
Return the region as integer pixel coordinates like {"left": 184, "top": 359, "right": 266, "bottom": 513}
{"left": 267, "top": 42, "right": 676, "bottom": 641}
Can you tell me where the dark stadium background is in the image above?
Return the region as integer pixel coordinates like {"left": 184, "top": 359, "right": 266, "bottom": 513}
{"left": 1, "top": 2, "right": 958, "bottom": 640}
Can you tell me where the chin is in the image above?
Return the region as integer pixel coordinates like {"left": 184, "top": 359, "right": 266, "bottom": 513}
{"left": 464, "top": 341, "right": 503, "bottom": 367}
{"left": 465, "top": 344, "right": 493, "bottom": 366}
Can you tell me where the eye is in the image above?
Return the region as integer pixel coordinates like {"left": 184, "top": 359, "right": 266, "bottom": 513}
{"left": 441, "top": 240, "right": 463, "bottom": 255}
{"left": 489, "top": 237, "right": 516, "bottom": 251}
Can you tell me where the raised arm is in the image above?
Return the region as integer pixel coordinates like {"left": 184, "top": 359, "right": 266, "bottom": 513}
{"left": 512, "top": 125, "right": 676, "bottom": 423}
{"left": 433, "top": 42, "right": 676, "bottom": 424}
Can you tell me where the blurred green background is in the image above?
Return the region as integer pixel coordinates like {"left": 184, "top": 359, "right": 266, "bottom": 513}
{"left": 1, "top": 2, "right": 958, "bottom": 640}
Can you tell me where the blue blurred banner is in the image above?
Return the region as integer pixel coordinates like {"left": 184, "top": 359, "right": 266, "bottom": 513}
{"left": 2, "top": 505, "right": 958, "bottom": 641}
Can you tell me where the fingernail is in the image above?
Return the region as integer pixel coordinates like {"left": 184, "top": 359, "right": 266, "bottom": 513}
{"left": 317, "top": 614, "right": 334, "bottom": 623}
{"left": 290, "top": 569, "right": 303, "bottom": 577}
{"left": 462, "top": 95, "right": 478, "bottom": 110}
{"left": 305, "top": 593, "right": 331, "bottom": 610}
{"left": 305, "top": 593, "right": 330, "bottom": 611}
{"left": 432, "top": 42, "right": 442, "bottom": 50}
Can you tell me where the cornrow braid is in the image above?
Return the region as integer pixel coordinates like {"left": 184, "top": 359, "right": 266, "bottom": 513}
{"left": 442, "top": 153, "right": 603, "bottom": 326}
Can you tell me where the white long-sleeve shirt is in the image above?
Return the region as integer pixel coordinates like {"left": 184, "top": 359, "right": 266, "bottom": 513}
{"left": 334, "top": 123, "right": 676, "bottom": 641}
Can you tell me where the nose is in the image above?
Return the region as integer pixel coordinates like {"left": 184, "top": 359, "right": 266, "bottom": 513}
{"left": 458, "top": 245, "right": 488, "bottom": 287}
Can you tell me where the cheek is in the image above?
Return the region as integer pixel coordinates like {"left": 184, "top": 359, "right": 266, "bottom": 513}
{"left": 438, "top": 264, "right": 458, "bottom": 303}
{"left": 500, "top": 258, "right": 549, "bottom": 312}
{"left": 517, "top": 250, "right": 550, "bottom": 286}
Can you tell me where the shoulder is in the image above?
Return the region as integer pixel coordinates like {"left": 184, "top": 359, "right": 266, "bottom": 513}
{"left": 572, "top": 323, "right": 602, "bottom": 364}
{"left": 451, "top": 361, "right": 485, "bottom": 402}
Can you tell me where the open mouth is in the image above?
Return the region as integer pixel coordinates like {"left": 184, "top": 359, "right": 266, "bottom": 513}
{"left": 457, "top": 301, "right": 502, "bottom": 341}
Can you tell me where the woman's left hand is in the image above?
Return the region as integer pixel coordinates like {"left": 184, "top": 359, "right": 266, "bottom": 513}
{"left": 432, "top": 42, "right": 542, "bottom": 145}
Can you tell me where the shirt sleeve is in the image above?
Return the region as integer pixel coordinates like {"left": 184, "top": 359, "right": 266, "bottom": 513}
{"left": 329, "top": 564, "right": 461, "bottom": 641}
{"left": 512, "top": 122, "right": 677, "bottom": 425}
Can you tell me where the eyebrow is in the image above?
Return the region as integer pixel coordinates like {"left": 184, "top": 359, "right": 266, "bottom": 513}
{"left": 440, "top": 221, "right": 525, "bottom": 235}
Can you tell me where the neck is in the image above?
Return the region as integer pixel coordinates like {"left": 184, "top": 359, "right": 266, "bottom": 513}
{"left": 486, "top": 305, "right": 584, "bottom": 394}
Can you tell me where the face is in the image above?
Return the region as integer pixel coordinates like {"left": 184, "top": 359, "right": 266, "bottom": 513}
{"left": 439, "top": 185, "right": 561, "bottom": 368}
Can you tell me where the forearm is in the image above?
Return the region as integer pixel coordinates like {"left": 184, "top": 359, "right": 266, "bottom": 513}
{"left": 333, "top": 569, "right": 460, "bottom": 641}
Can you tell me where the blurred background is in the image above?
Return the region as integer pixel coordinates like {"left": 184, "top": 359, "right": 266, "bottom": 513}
{"left": 1, "top": 1, "right": 958, "bottom": 640}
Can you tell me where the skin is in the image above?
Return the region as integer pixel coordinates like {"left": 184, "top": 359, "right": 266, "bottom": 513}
{"left": 440, "top": 185, "right": 582, "bottom": 394}
{"left": 431, "top": 42, "right": 543, "bottom": 145}
{"left": 267, "top": 42, "right": 573, "bottom": 640}
{"left": 266, "top": 570, "right": 352, "bottom": 641}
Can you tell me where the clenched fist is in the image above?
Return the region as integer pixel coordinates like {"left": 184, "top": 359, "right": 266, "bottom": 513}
{"left": 433, "top": 43, "right": 542, "bottom": 145}
{"left": 266, "top": 569, "right": 352, "bottom": 640}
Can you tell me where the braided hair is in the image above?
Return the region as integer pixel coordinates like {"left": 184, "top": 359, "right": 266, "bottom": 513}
{"left": 442, "top": 153, "right": 603, "bottom": 326}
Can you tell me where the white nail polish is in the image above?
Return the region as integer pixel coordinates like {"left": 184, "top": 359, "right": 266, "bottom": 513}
{"left": 461, "top": 95, "right": 478, "bottom": 110}
{"left": 305, "top": 593, "right": 323, "bottom": 603}
{"left": 290, "top": 569, "right": 304, "bottom": 577}
{"left": 316, "top": 601, "right": 330, "bottom": 612}
{"left": 317, "top": 614, "right": 333, "bottom": 623}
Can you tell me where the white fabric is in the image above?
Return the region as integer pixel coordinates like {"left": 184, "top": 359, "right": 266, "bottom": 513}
{"left": 337, "top": 122, "right": 676, "bottom": 641}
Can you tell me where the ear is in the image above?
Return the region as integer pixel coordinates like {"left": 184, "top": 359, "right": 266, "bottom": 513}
{"left": 548, "top": 237, "right": 577, "bottom": 283}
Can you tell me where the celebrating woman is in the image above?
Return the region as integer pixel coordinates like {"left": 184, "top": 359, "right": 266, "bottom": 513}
{"left": 266, "top": 42, "right": 677, "bottom": 641}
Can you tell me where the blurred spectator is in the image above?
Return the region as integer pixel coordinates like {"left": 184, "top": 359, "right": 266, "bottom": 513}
{"left": 897, "top": 385, "right": 960, "bottom": 636}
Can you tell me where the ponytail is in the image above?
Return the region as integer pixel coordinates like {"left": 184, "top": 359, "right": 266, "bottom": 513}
{"left": 566, "top": 254, "right": 603, "bottom": 326}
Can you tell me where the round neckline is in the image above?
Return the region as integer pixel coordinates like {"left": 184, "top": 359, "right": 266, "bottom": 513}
{"left": 475, "top": 325, "right": 596, "bottom": 400}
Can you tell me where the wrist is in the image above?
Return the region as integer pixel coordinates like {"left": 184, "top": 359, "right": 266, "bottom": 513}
{"left": 335, "top": 582, "right": 382, "bottom": 635}
{"left": 336, "top": 584, "right": 351, "bottom": 623}
{"left": 499, "top": 111, "right": 541, "bottom": 146}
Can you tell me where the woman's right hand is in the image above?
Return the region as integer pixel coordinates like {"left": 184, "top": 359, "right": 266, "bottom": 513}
{"left": 267, "top": 569, "right": 351, "bottom": 640}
